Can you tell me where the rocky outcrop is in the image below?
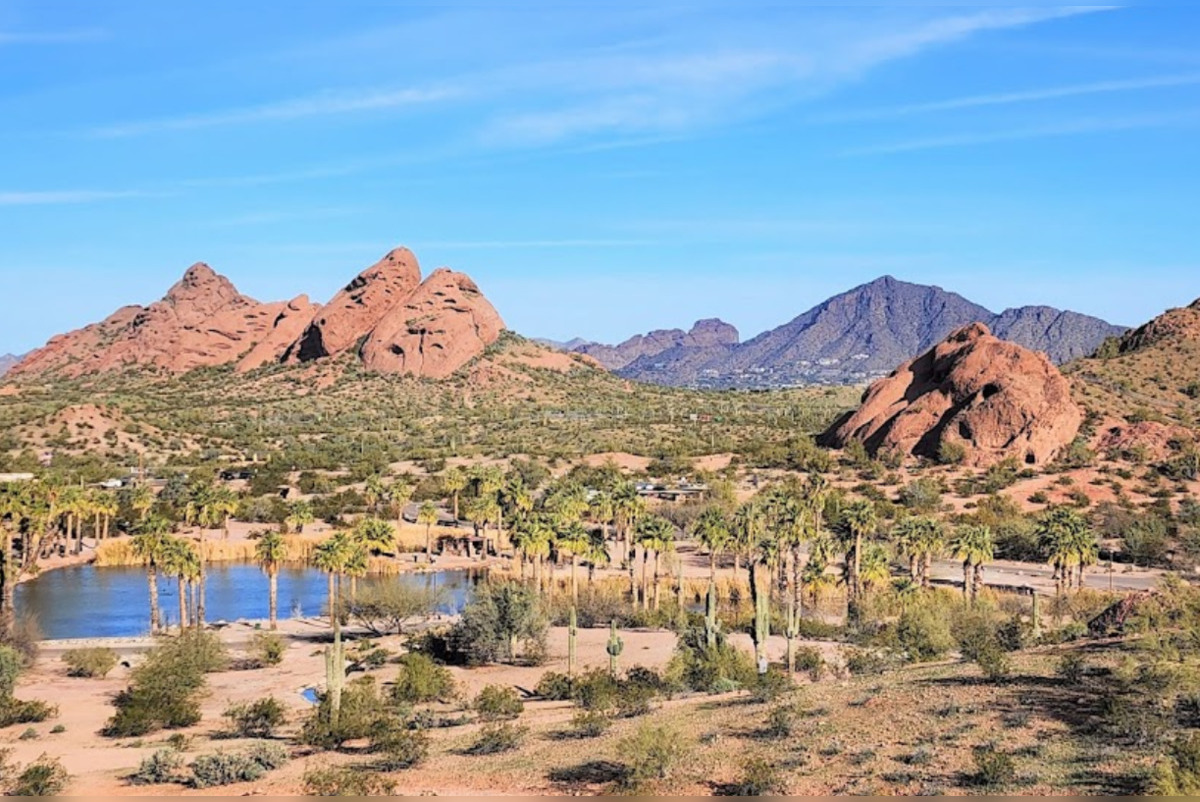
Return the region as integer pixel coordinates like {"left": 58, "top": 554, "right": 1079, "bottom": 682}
{"left": 360, "top": 269, "right": 504, "bottom": 378}
{"left": 0, "top": 354, "right": 20, "bottom": 378}
{"left": 236, "top": 295, "right": 322, "bottom": 373}
{"left": 11, "top": 264, "right": 283, "bottom": 378}
{"left": 1114, "top": 297, "right": 1200, "bottom": 354}
{"left": 572, "top": 318, "right": 739, "bottom": 371}
{"left": 821, "top": 323, "right": 1083, "bottom": 466}
{"left": 11, "top": 246, "right": 505, "bottom": 381}
{"left": 283, "top": 247, "right": 422, "bottom": 363}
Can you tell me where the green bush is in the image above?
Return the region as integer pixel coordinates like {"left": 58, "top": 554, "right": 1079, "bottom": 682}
{"left": 392, "top": 653, "right": 457, "bottom": 704}
{"left": 1151, "top": 732, "right": 1200, "bottom": 796}
{"left": 895, "top": 606, "right": 954, "bottom": 663}
{"left": 0, "top": 645, "right": 23, "bottom": 698}
{"left": 63, "top": 647, "right": 119, "bottom": 678}
{"left": 223, "top": 697, "right": 287, "bottom": 738}
{"left": 130, "top": 749, "right": 185, "bottom": 786}
{"left": 346, "top": 583, "right": 444, "bottom": 636}
{"left": 749, "top": 667, "right": 795, "bottom": 704}
{"left": 189, "top": 752, "right": 264, "bottom": 788}
{"left": 449, "top": 581, "right": 548, "bottom": 666}
{"left": 534, "top": 670, "right": 573, "bottom": 701}
{"left": 724, "top": 757, "right": 786, "bottom": 796}
{"left": 368, "top": 717, "right": 430, "bottom": 770}
{"left": 299, "top": 676, "right": 386, "bottom": 750}
{"left": 11, "top": 754, "right": 69, "bottom": 796}
{"left": 102, "top": 633, "right": 224, "bottom": 738}
{"left": 665, "top": 627, "right": 755, "bottom": 693}
{"left": 569, "top": 710, "right": 612, "bottom": 738}
{"left": 0, "top": 698, "right": 56, "bottom": 728}
{"left": 302, "top": 763, "right": 397, "bottom": 796}
{"left": 764, "top": 700, "right": 805, "bottom": 738}
{"left": 466, "top": 722, "right": 528, "bottom": 756}
{"left": 971, "top": 744, "right": 1016, "bottom": 788}
{"left": 616, "top": 723, "right": 689, "bottom": 792}
{"left": 250, "top": 633, "right": 286, "bottom": 667}
{"left": 473, "top": 685, "right": 524, "bottom": 722}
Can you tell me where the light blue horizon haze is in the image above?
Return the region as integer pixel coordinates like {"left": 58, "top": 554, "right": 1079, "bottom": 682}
{"left": 1, "top": 1, "right": 1198, "bottom": 354}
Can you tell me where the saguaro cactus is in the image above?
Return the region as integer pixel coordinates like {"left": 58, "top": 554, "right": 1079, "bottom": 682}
{"left": 750, "top": 565, "right": 770, "bottom": 670}
{"left": 568, "top": 606, "right": 578, "bottom": 677}
{"left": 705, "top": 581, "right": 720, "bottom": 649}
{"left": 606, "top": 619, "right": 624, "bottom": 677}
{"left": 1031, "top": 590, "right": 1042, "bottom": 639}
{"left": 785, "top": 598, "right": 800, "bottom": 675}
{"left": 325, "top": 627, "right": 345, "bottom": 728}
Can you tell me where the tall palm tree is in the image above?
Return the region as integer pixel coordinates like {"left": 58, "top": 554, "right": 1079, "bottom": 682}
{"left": 732, "top": 499, "right": 766, "bottom": 578}
{"left": 417, "top": 501, "right": 439, "bottom": 563}
{"left": 254, "top": 530, "right": 288, "bottom": 630}
{"left": 131, "top": 516, "right": 172, "bottom": 634}
{"left": 363, "top": 475, "right": 387, "bottom": 516}
{"left": 556, "top": 520, "right": 591, "bottom": 603}
{"left": 635, "top": 515, "right": 674, "bottom": 611}
{"left": 585, "top": 527, "right": 611, "bottom": 584}
{"left": 1036, "top": 507, "right": 1097, "bottom": 595}
{"left": 837, "top": 500, "right": 878, "bottom": 619}
{"left": 313, "top": 533, "right": 351, "bottom": 631}
{"left": 92, "top": 489, "right": 118, "bottom": 542}
{"left": 285, "top": 500, "right": 315, "bottom": 534}
{"left": 352, "top": 516, "right": 396, "bottom": 557}
{"left": 388, "top": 480, "right": 414, "bottom": 535}
{"left": 126, "top": 483, "right": 154, "bottom": 524}
{"left": 161, "top": 536, "right": 199, "bottom": 633}
{"left": 893, "top": 516, "right": 945, "bottom": 587}
{"left": 949, "top": 525, "right": 994, "bottom": 603}
{"left": 442, "top": 467, "right": 467, "bottom": 522}
{"left": 692, "top": 506, "right": 731, "bottom": 583}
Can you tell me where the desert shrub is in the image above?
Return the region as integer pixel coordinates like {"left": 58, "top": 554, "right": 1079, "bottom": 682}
{"left": 449, "top": 581, "right": 548, "bottom": 665}
{"left": 130, "top": 748, "right": 185, "bottom": 786}
{"left": 534, "top": 670, "right": 573, "bottom": 701}
{"left": 63, "top": 647, "right": 119, "bottom": 678}
{"left": 952, "top": 608, "right": 1011, "bottom": 680}
{"left": 841, "top": 646, "right": 900, "bottom": 676}
{"left": 570, "top": 710, "right": 612, "bottom": 738}
{"left": 250, "top": 633, "right": 286, "bottom": 667}
{"left": 724, "top": 757, "right": 786, "bottom": 796}
{"left": 938, "top": 441, "right": 967, "bottom": 466}
{"left": 793, "top": 646, "right": 825, "bottom": 679}
{"left": 346, "top": 583, "right": 443, "bottom": 636}
{"left": 0, "top": 615, "right": 41, "bottom": 664}
{"left": 11, "top": 754, "right": 69, "bottom": 796}
{"left": 189, "top": 752, "right": 265, "bottom": 788}
{"left": 0, "top": 698, "right": 56, "bottom": 728}
{"left": 0, "top": 645, "right": 22, "bottom": 697}
{"left": 466, "top": 722, "right": 528, "bottom": 755}
{"left": 392, "top": 652, "right": 456, "bottom": 704}
{"left": 749, "top": 667, "right": 795, "bottom": 703}
{"left": 367, "top": 717, "right": 429, "bottom": 770}
{"left": 223, "top": 696, "right": 287, "bottom": 738}
{"left": 970, "top": 744, "right": 1016, "bottom": 788}
{"left": 616, "top": 723, "right": 689, "bottom": 792}
{"left": 299, "top": 676, "right": 386, "bottom": 750}
{"left": 302, "top": 763, "right": 397, "bottom": 796}
{"left": 665, "top": 627, "right": 756, "bottom": 693}
{"left": 895, "top": 605, "right": 954, "bottom": 662}
{"left": 764, "top": 700, "right": 805, "bottom": 738}
{"left": 1151, "top": 732, "right": 1200, "bottom": 796}
{"left": 1056, "top": 652, "right": 1088, "bottom": 685}
{"left": 473, "top": 685, "right": 524, "bottom": 722}
{"left": 102, "top": 632, "right": 225, "bottom": 737}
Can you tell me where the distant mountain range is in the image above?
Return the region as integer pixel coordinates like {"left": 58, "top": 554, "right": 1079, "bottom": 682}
{"left": 562, "top": 276, "right": 1127, "bottom": 388}
{"left": 0, "top": 354, "right": 20, "bottom": 377}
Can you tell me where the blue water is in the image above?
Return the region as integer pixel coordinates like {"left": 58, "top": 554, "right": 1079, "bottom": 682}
{"left": 15, "top": 563, "right": 478, "bottom": 640}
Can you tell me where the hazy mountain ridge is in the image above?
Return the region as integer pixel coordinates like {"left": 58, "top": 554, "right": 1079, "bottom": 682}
{"left": 570, "top": 276, "right": 1126, "bottom": 388}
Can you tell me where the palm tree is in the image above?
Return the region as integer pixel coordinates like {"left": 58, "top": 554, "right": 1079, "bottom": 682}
{"left": 363, "top": 475, "right": 387, "bottom": 516}
{"left": 836, "top": 500, "right": 878, "bottom": 619}
{"left": 254, "top": 530, "right": 288, "bottom": 630}
{"left": 417, "top": 501, "right": 439, "bottom": 563}
{"left": 585, "top": 527, "right": 611, "bottom": 584}
{"left": 612, "top": 482, "right": 644, "bottom": 598}
{"left": 343, "top": 540, "right": 370, "bottom": 601}
{"left": 893, "top": 516, "right": 945, "bottom": 587}
{"left": 211, "top": 486, "right": 239, "bottom": 541}
{"left": 635, "top": 515, "right": 674, "bottom": 611}
{"left": 1036, "top": 507, "right": 1097, "bottom": 595}
{"left": 949, "top": 525, "right": 994, "bottom": 603}
{"left": 443, "top": 467, "right": 467, "bottom": 522}
{"left": 692, "top": 506, "right": 731, "bottom": 583}
{"left": 313, "top": 533, "right": 351, "bottom": 631}
{"left": 732, "top": 499, "right": 766, "bottom": 578}
{"left": 285, "top": 501, "right": 314, "bottom": 534}
{"left": 92, "top": 489, "right": 118, "bottom": 542}
{"left": 126, "top": 483, "right": 154, "bottom": 523}
{"left": 352, "top": 516, "right": 396, "bottom": 557}
{"left": 556, "top": 520, "right": 591, "bottom": 603}
{"left": 131, "top": 516, "right": 172, "bottom": 634}
{"left": 161, "top": 536, "right": 199, "bottom": 633}
{"left": 388, "top": 480, "right": 414, "bottom": 535}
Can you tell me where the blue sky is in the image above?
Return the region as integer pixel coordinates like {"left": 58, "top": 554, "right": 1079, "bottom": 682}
{"left": 1, "top": 1, "right": 1198, "bottom": 353}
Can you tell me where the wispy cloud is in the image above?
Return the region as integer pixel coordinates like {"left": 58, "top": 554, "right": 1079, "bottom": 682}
{"left": 481, "top": 6, "right": 1118, "bottom": 147}
{"left": 842, "top": 111, "right": 1200, "bottom": 156}
{"left": 91, "top": 86, "right": 457, "bottom": 137}
{"left": 816, "top": 72, "right": 1200, "bottom": 122}
{"left": 0, "top": 189, "right": 150, "bottom": 206}
{"left": 0, "top": 29, "right": 105, "bottom": 45}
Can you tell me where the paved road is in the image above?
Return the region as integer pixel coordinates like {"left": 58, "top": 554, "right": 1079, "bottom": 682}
{"left": 927, "top": 556, "right": 1164, "bottom": 595}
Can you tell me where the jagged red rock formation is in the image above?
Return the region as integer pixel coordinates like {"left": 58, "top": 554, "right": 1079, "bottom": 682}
{"left": 236, "top": 295, "right": 322, "bottom": 373}
{"left": 10, "top": 247, "right": 505, "bottom": 381}
{"left": 12, "top": 264, "right": 284, "bottom": 378}
{"left": 282, "top": 247, "right": 422, "bottom": 363}
{"left": 820, "top": 323, "right": 1083, "bottom": 466}
{"left": 360, "top": 268, "right": 504, "bottom": 379}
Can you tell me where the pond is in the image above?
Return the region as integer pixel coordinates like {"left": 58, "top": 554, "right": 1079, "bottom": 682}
{"left": 15, "top": 563, "right": 480, "bottom": 640}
